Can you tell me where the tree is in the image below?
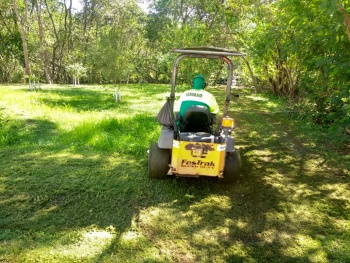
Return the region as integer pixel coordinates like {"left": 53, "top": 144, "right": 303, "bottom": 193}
{"left": 85, "top": 0, "right": 145, "bottom": 83}
{"left": 35, "top": 0, "right": 52, "bottom": 83}
{"left": 0, "top": 0, "right": 22, "bottom": 82}
{"left": 244, "top": 0, "right": 350, "bottom": 140}
{"left": 66, "top": 63, "right": 87, "bottom": 85}
{"left": 13, "top": 0, "right": 31, "bottom": 77}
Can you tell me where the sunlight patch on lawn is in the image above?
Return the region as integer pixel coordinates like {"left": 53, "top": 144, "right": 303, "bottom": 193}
{"left": 190, "top": 195, "right": 232, "bottom": 210}
{"left": 245, "top": 149, "right": 274, "bottom": 168}
{"left": 282, "top": 234, "right": 327, "bottom": 263}
{"left": 137, "top": 195, "right": 234, "bottom": 262}
{"left": 248, "top": 130, "right": 260, "bottom": 139}
{"left": 24, "top": 228, "right": 115, "bottom": 261}
{"left": 121, "top": 230, "right": 144, "bottom": 241}
{"left": 32, "top": 205, "right": 58, "bottom": 218}
{"left": 43, "top": 152, "right": 98, "bottom": 160}
{"left": 291, "top": 184, "right": 317, "bottom": 199}
{"left": 84, "top": 229, "right": 114, "bottom": 240}
{"left": 192, "top": 228, "right": 225, "bottom": 246}
{"left": 245, "top": 149, "right": 272, "bottom": 156}
{"left": 257, "top": 229, "right": 292, "bottom": 244}
{"left": 226, "top": 242, "right": 253, "bottom": 261}
{"left": 302, "top": 157, "right": 330, "bottom": 171}
{"left": 266, "top": 101, "right": 279, "bottom": 109}
{"left": 235, "top": 219, "right": 248, "bottom": 229}
{"left": 289, "top": 203, "right": 326, "bottom": 228}
{"left": 138, "top": 206, "right": 197, "bottom": 261}
{"left": 245, "top": 95, "right": 268, "bottom": 101}
{"left": 139, "top": 206, "right": 190, "bottom": 234}
{"left": 0, "top": 194, "right": 31, "bottom": 206}
{"left": 319, "top": 183, "right": 350, "bottom": 199}
{"left": 127, "top": 98, "right": 164, "bottom": 114}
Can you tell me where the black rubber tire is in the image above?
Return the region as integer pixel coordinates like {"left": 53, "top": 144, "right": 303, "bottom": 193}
{"left": 148, "top": 143, "right": 171, "bottom": 179}
{"left": 223, "top": 150, "right": 241, "bottom": 183}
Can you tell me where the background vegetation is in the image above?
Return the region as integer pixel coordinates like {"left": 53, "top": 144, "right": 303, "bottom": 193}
{"left": 0, "top": 84, "right": 349, "bottom": 262}
{"left": 1, "top": 0, "right": 349, "bottom": 145}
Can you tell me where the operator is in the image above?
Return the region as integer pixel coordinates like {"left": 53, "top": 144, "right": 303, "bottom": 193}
{"left": 174, "top": 74, "right": 219, "bottom": 119}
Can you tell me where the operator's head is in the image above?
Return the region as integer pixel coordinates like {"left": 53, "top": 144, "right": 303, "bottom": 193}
{"left": 192, "top": 74, "right": 206, "bottom": 90}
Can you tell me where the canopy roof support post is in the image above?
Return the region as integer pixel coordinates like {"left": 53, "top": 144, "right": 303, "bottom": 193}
{"left": 223, "top": 56, "right": 233, "bottom": 116}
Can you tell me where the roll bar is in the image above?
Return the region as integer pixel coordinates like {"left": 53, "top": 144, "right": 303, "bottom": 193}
{"left": 170, "top": 47, "right": 245, "bottom": 116}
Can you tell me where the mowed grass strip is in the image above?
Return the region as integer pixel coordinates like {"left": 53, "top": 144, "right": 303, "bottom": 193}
{"left": 0, "top": 84, "right": 349, "bottom": 263}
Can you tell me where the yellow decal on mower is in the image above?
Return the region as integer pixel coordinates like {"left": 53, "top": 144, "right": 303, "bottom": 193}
{"left": 169, "top": 140, "right": 226, "bottom": 177}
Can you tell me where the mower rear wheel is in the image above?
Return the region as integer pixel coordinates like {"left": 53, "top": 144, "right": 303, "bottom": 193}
{"left": 223, "top": 150, "right": 241, "bottom": 183}
{"left": 148, "top": 143, "right": 171, "bottom": 179}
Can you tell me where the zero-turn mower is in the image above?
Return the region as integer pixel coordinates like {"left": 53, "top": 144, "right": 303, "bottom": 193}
{"left": 148, "top": 47, "right": 245, "bottom": 183}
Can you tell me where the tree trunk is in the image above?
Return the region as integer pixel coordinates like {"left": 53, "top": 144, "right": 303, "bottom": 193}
{"left": 35, "top": 0, "right": 52, "bottom": 84}
{"left": 43, "top": 0, "right": 59, "bottom": 81}
{"left": 224, "top": 19, "right": 258, "bottom": 92}
{"left": 339, "top": 4, "right": 350, "bottom": 42}
{"left": 284, "top": 63, "right": 295, "bottom": 100}
{"left": 13, "top": 0, "right": 31, "bottom": 76}
{"left": 68, "top": 0, "right": 73, "bottom": 50}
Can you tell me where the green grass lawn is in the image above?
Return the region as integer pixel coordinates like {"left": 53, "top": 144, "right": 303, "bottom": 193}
{"left": 0, "top": 84, "right": 349, "bottom": 263}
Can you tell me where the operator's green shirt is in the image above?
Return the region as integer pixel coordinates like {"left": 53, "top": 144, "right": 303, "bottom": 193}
{"left": 174, "top": 89, "right": 219, "bottom": 117}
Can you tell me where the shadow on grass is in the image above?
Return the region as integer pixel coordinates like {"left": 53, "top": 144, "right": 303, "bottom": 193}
{"left": 223, "top": 91, "right": 349, "bottom": 262}
{"left": 0, "top": 88, "right": 349, "bottom": 262}
{"left": 22, "top": 84, "right": 170, "bottom": 113}
{"left": 38, "top": 86, "right": 125, "bottom": 112}
{"left": 0, "top": 115, "right": 59, "bottom": 146}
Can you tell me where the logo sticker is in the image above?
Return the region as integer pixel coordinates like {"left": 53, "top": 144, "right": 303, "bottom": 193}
{"left": 181, "top": 159, "right": 215, "bottom": 169}
{"left": 184, "top": 143, "right": 214, "bottom": 158}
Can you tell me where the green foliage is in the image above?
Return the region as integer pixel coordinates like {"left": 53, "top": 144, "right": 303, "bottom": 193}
{"left": 245, "top": 0, "right": 350, "bottom": 144}
{"left": 0, "top": 0, "right": 349, "bottom": 142}
{"left": 0, "top": 0, "right": 23, "bottom": 82}
{"left": 133, "top": 50, "right": 173, "bottom": 83}
{"left": 86, "top": 0, "right": 145, "bottom": 84}
{"left": 0, "top": 115, "right": 21, "bottom": 145}
{"left": 66, "top": 63, "right": 87, "bottom": 85}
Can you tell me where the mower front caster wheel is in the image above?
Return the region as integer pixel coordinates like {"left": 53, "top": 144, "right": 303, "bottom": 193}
{"left": 223, "top": 150, "right": 241, "bottom": 183}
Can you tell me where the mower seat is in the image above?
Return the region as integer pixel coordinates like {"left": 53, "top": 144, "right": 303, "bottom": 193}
{"left": 179, "top": 132, "right": 223, "bottom": 143}
{"left": 180, "top": 105, "right": 213, "bottom": 133}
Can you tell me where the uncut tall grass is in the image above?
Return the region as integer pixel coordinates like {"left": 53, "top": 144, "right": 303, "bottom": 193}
{"left": 0, "top": 84, "right": 172, "bottom": 155}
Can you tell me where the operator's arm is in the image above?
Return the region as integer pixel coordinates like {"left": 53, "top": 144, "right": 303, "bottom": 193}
{"left": 174, "top": 94, "right": 185, "bottom": 126}
{"left": 174, "top": 101, "right": 179, "bottom": 113}
{"left": 206, "top": 92, "right": 219, "bottom": 114}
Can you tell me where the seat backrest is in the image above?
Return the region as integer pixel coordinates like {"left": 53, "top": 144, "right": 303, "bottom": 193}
{"left": 181, "top": 105, "right": 212, "bottom": 133}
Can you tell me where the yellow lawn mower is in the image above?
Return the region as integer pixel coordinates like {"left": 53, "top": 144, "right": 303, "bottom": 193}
{"left": 148, "top": 47, "right": 245, "bottom": 183}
